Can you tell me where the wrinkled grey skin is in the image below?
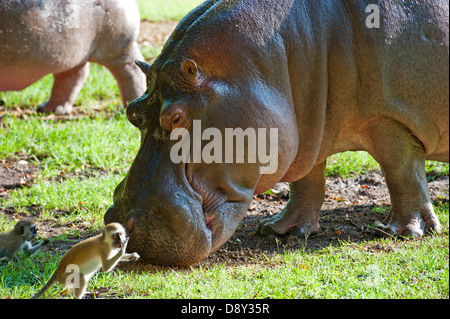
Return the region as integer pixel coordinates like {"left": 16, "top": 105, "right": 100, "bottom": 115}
{"left": 105, "top": 0, "right": 449, "bottom": 266}
{"left": 0, "top": 0, "right": 145, "bottom": 114}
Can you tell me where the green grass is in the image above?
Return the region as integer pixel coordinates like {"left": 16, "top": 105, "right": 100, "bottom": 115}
{"left": 0, "top": 114, "right": 139, "bottom": 173}
{"left": 0, "top": 0, "right": 448, "bottom": 300}
{"left": 1, "top": 208, "right": 448, "bottom": 299}
{"left": 126, "top": 229, "right": 449, "bottom": 299}
{"left": 326, "top": 151, "right": 448, "bottom": 178}
{"left": 136, "top": 0, "right": 205, "bottom": 21}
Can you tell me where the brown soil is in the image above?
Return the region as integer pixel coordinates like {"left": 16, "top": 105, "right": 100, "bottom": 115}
{"left": 138, "top": 20, "right": 178, "bottom": 50}
{"left": 201, "top": 171, "right": 448, "bottom": 267}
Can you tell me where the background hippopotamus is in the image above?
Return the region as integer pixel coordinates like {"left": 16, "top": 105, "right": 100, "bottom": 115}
{"left": 0, "top": 0, "right": 145, "bottom": 114}
{"left": 105, "top": 0, "right": 449, "bottom": 266}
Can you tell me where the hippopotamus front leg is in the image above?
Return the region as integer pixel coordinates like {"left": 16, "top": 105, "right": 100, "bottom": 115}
{"left": 37, "top": 62, "right": 90, "bottom": 115}
{"left": 367, "top": 118, "right": 442, "bottom": 237}
{"left": 257, "top": 162, "right": 326, "bottom": 237}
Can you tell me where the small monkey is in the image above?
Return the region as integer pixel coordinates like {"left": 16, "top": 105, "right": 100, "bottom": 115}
{"left": 32, "top": 222, "right": 139, "bottom": 299}
{"left": 0, "top": 220, "right": 49, "bottom": 262}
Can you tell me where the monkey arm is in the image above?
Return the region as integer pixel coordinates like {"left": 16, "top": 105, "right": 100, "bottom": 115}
{"left": 101, "top": 249, "right": 125, "bottom": 272}
{"left": 101, "top": 237, "right": 128, "bottom": 272}
{"left": 22, "top": 239, "right": 49, "bottom": 256}
{"left": 119, "top": 252, "right": 140, "bottom": 262}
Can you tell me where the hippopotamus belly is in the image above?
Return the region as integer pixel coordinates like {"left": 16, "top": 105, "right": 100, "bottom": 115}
{"left": 0, "top": 0, "right": 145, "bottom": 114}
{"left": 105, "top": 0, "right": 449, "bottom": 266}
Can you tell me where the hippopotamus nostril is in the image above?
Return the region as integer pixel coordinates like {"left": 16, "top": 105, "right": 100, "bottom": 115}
{"left": 125, "top": 208, "right": 146, "bottom": 234}
{"left": 160, "top": 104, "right": 187, "bottom": 131}
{"left": 125, "top": 217, "right": 135, "bottom": 234}
{"left": 172, "top": 113, "right": 181, "bottom": 126}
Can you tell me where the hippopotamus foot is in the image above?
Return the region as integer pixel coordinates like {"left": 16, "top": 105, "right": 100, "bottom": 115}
{"left": 102, "top": 43, "right": 146, "bottom": 108}
{"left": 257, "top": 162, "right": 325, "bottom": 237}
{"left": 37, "top": 63, "right": 90, "bottom": 115}
{"left": 37, "top": 101, "right": 73, "bottom": 115}
{"left": 375, "top": 203, "right": 442, "bottom": 238}
{"left": 368, "top": 118, "right": 442, "bottom": 238}
{"left": 257, "top": 206, "right": 321, "bottom": 237}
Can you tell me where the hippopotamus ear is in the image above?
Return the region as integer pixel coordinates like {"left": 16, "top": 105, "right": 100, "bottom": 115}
{"left": 180, "top": 59, "right": 204, "bottom": 86}
{"left": 135, "top": 60, "right": 151, "bottom": 74}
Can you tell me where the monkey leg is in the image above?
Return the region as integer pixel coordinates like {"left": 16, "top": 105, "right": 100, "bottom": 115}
{"left": 367, "top": 118, "right": 442, "bottom": 237}
{"left": 102, "top": 42, "right": 146, "bottom": 108}
{"left": 37, "top": 63, "right": 89, "bottom": 115}
{"left": 73, "top": 275, "right": 88, "bottom": 299}
{"left": 257, "top": 162, "right": 326, "bottom": 237}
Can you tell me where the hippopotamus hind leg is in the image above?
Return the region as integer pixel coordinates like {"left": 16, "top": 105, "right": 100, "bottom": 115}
{"left": 257, "top": 162, "right": 326, "bottom": 237}
{"left": 367, "top": 118, "right": 442, "bottom": 237}
{"left": 37, "top": 62, "right": 90, "bottom": 115}
{"left": 102, "top": 43, "right": 146, "bottom": 108}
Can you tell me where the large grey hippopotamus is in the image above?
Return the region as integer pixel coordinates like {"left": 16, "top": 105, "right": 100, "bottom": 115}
{"left": 0, "top": 0, "right": 145, "bottom": 114}
{"left": 105, "top": 0, "right": 449, "bottom": 266}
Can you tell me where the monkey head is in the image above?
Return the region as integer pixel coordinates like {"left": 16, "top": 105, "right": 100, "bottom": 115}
{"left": 15, "top": 220, "right": 37, "bottom": 241}
{"left": 103, "top": 223, "right": 128, "bottom": 249}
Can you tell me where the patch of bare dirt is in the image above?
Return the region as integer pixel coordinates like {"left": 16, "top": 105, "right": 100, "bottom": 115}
{"left": 138, "top": 20, "right": 178, "bottom": 49}
{"left": 0, "top": 155, "right": 39, "bottom": 198}
{"left": 200, "top": 171, "right": 449, "bottom": 267}
{"left": 0, "top": 104, "right": 124, "bottom": 122}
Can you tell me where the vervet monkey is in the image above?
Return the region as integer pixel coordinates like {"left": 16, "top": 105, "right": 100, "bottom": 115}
{"left": 0, "top": 220, "right": 49, "bottom": 261}
{"left": 32, "top": 222, "right": 139, "bottom": 299}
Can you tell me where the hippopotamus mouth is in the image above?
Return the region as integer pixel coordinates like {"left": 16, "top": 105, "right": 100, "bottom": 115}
{"left": 183, "top": 162, "right": 218, "bottom": 244}
{"left": 185, "top": 162, "right": 240, "bottom": 246}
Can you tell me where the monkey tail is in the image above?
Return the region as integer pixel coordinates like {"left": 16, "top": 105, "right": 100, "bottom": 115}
{"left": 30, "top": 271, "right": 57, "bottom": 299}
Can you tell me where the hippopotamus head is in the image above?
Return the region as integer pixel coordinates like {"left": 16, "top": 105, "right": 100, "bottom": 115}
{"left": 104, "top": 1, "right": 298, "bottom": 265}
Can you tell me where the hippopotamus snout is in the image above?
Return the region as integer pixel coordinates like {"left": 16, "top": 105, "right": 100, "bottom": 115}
{"left": 128, "top": 205, "right": 213, "bottom": 266}
{"left": 105, "top": 186, "right": 213, "bottom": 266}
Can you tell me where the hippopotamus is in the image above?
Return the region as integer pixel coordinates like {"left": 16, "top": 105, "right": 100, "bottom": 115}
{"left": 104, "top": 0, "right": 449, "bottom": 266}
{"left": 0, "top": 0, "right": 145, "bottom": 114}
